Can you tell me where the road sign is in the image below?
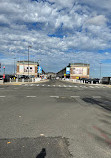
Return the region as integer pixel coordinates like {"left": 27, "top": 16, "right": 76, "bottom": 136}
{"left": 66, "top": 67, "right": 70, "bottom": 74}
{"left": 38, "top": 66, "right": 42, "bottom": 73}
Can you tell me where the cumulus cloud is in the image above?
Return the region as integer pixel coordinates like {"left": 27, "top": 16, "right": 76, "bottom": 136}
{"left": 87, "top": 15, "right": 107, "bottom": 26}
{"left": 0, "top": 0, "right": 111, "bottom": 75}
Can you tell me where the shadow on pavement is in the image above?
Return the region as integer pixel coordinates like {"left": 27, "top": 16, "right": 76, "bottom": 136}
{"left": 82, "top": 97, "right": 111, "bottom": 111}
{"left": 36, "top": 148, "right": 46, "bottom": 158}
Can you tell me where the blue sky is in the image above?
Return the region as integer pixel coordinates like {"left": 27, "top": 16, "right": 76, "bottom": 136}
{"left": 0, "top": 0, "right": 111, "bottom": 77}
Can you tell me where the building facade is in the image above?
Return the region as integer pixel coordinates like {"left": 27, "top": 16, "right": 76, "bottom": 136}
{"left": 57, "top": 63, "right": 90, "bottom": 79}
{"left": 16, "top": 61, "right": 38, "bottom": 77}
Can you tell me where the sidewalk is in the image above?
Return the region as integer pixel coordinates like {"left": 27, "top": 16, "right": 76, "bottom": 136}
{"left": 0, "top": 79, "right": 49, "bottom": 85}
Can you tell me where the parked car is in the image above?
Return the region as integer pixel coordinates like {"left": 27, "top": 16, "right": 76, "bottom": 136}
{"left": 92, "top": 78, "right": 100, "bottom": 84}
{"left": 101, "top": 77, "right": 111, "bottom": 84}
{"left": 19, "top": 75, "right": 29, "bottom": 79}
{"left": 0, "top": 75, "right": 3, "bottom": 80}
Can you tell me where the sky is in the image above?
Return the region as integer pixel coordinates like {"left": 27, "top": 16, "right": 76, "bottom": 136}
{"left": 0, "top": 0, "right": 111, "bottom": 77}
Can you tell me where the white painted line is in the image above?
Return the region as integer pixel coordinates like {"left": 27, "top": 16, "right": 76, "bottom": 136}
{"left": 59, "top": 85, "right": 61, "bottom": 87}
{"left": 71, "top": 96, "right": 80, "bottom": 98}
{"left": 42, "top": 85, "right": 45, "bottom": 86}
{"left": 36, "top": 84, "right": 39, "bottom": 86}
{"left": 48, "top": 85, "right": 50, "bottom": 86}
{"left": 26, "top": 96, "right": 37, "bottom": 98}
{"left": 53, "top": 85, "right": 56, "bottom": 87}
{"left": 30, "top": 84, "right": 34, "bottom": 86}
{"left": 89, "top": 86, "right": 94, "bottom": 88}
{"left": 92, "top": 96, "right": 101, "bottom": 99}
{"left": 0, "top": 96, "right": 6, "bottom": 97}
{"left": 50, "top": 96, "right": 59, "bottom": 98}
{"left": 74, "top": 86, "right": 77, "bottom": 87}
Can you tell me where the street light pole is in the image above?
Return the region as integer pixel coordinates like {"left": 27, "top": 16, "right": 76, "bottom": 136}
{"left": 99, "top": 63, "right": 102, "bottom": 79}
{"left": 28, "top": 46, "right": 32, "bottom": 78}
{"left": 14, "top": 57, "right": 16, "bottom": 75}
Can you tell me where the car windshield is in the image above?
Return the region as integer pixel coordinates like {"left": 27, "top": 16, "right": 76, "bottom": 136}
{"left": 0, "top": 1, "right": 111, "bottom": 158}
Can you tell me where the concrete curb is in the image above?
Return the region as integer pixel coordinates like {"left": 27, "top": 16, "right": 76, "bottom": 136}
{"left": 0, "top": 80, "right": 49, "bottom": 85}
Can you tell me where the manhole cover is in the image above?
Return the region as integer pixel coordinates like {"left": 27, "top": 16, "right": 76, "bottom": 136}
{"left": 0, "top": 137, "right": 72, "bottom": 158}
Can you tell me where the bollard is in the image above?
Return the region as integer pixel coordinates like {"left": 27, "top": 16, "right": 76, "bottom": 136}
{"left": 22, "top": 78, "right": 24, "bottom": 82}
{"left": 81, "top": 80, "right": 83, "bottom": 84}
{"left": 16, "top": 78, "right": 18, "bottom": 82}
{"left": 32, "top": 78, "right": 34, "bottom": 82}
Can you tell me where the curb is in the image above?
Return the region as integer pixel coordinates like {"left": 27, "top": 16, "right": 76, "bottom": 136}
{"left": 0, "top": 80, "right": 49, "bottom": 85}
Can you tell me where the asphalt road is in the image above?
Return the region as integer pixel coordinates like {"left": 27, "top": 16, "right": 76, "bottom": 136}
{"left": 0, "top": 79, "right": 111, "bottom": 158}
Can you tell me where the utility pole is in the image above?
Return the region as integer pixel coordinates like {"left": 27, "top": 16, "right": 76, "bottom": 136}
{"left": 14, "top": 57, "right": 16, "bottom": 75}
{"left": 28, "top": 45, "right": 32, "bottom": 79}
{"left": 99, "top": 63, "right": 102, "bottom": 79}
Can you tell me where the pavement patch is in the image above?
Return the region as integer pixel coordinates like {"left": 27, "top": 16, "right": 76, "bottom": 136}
{"left": 0, "top": 137, "right": 71, "bottom": 158}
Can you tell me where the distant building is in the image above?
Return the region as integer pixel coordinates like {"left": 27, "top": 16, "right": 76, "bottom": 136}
{"left": 16, "top": 61, "right": 39, "bottom": 77}
{"left": 45, "top": 72, "right": 56, "bottom": 79}
{"left": 57, "top": 63, "right": 90, "bottom": 79}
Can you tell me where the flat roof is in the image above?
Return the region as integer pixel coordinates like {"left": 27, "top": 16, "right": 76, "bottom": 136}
{"left": 17, "top": 61, "right": 39, "bottom": 65}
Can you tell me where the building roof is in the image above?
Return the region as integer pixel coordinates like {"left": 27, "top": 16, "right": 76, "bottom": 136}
{"left": 17, "top": 61, "right": 39, "bottom": 65}
{"left": 70, "top": 63, "right": 90, "bottom": 66}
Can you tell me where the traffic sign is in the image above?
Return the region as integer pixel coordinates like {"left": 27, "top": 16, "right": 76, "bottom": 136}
{"left": 3, "top": 74, "right": 5, "bottom": 79}
{"left": 66, "top": 67, "right": 70, "bottom": 74}
{"left": 38, "top": 66, "right": 42, "bottom": 73}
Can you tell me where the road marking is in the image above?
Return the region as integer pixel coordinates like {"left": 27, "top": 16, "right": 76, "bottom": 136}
{"left": 26, "top": 96, "right": 37, "bottom": 98}
{"left": 59, "top": 85, "right": 61, "bottom": 87}
{"left": 53, "top": 85, "right": 56, "bottom": 87}
{"left": 89, "top": 86, "right": 94, "bottom": 88}
{"left": 0, "top": 96, "right": 6, "bottom": 97}
{"left": 48, "top": 85, "right": 50, "bottom": 86}
{"left": 95, "top": 86, "right": 100, "bottom": 88}
{"left": 0, "top": 88, "right": 4, "bottom": 89}
{"left": 92, "top": 96, "right": 101, "bottom": 99}
{"left": 30, "top": 84, "right": 34, "bottom": 86}
{"left": 71, "top": 96, "right": 80, "bottom": 98}
{"left": 74, "top": 86, "right": 77, "bottom": 87}
{"left": 42, "top": 85, "right": 45, "bottom": 86}
{"left": 69, "top": 85, "right": 72, "bottom": 87}
{"left": 36, "top": 84, "right": 39, "bottom": 86}
{"left": 50, "top": 96, "right": 59, "bottom": 98}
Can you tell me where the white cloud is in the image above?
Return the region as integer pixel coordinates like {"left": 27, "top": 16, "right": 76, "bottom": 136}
{"left": 87, "top": 15, "right": 107, "bottom": 26}
{"left": 0, "top": 0, "right": 111, "bottom": 74}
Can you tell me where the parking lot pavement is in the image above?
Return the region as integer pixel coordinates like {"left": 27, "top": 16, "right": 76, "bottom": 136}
{"left": 0, "top": 79, "right": 111, "bottom": 158}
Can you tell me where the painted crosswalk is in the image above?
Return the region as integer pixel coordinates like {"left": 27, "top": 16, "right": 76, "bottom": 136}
{"left": 21, "top": 84, "right": 108, "bottom": 89}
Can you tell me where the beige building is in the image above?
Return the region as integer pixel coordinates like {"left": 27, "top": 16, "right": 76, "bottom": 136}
{"left": 70, "top": 63, "right": 90, "bottom": 79}
{"left": 16, "top": 61, "right": 38, "bottom": 77}
{"left": 57, "top": 63, "right": 90, "bottom": 79}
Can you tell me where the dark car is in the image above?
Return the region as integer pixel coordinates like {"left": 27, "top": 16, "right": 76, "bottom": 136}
{"left": 92, "top": 78, "right": 100, "bottom": 84}
{"left": 19, "top": 75, "right": 29, "bottom": 79}
{"left": 0, "top": 75, "right": 3, "bottom": 80}
{"left": 4, "top": 75, "right": 10, "bottom": 82}
{"left": 101, "top": 77, "right": 111, "bottom": 84}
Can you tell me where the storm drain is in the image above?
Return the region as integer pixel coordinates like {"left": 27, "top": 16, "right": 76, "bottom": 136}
{"left": 0, "top": 137, "right": 72, "bottom": 158}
